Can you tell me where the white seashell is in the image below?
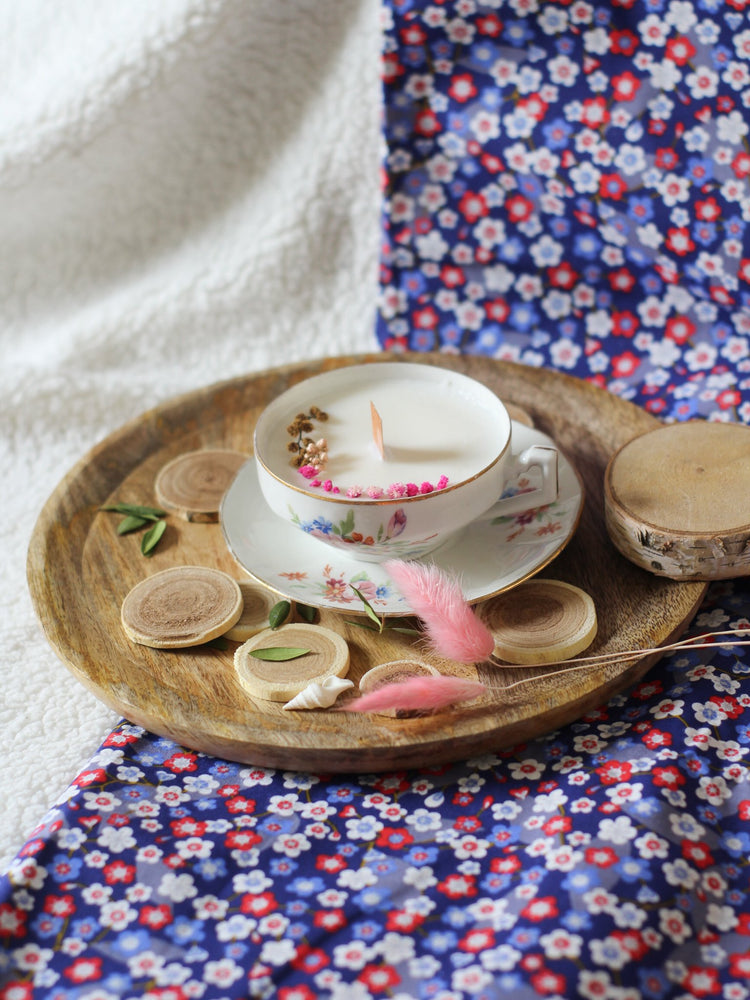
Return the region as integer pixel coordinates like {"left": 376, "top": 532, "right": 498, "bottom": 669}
{"left": 283, "top": 676, "right": 354, "bottom": 711}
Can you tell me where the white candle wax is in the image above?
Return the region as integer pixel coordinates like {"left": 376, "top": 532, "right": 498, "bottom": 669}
{"left": 262, "top": 366, "right": 509, "bottom": 498}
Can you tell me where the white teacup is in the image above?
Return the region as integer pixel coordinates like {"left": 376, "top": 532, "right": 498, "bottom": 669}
{"left": 253, "top": 362, "right": 558, "bottom": 562}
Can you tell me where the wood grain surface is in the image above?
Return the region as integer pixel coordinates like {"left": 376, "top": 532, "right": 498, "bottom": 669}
{"left": 26, "top": 354, "right": 708, "bottom": 772}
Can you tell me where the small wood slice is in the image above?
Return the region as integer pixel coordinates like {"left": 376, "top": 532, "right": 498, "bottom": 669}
{"left": 155, "top": 449, "right": 249, "bottom": 522}
{"left": 504, "top": 401, "right": 534, "bottom": 428}
{"left": 605, "top": 421, "right": 750, "bottom": 580}
{"left": 481, "top": 579, "right": 598, "bottom": 665}
{"left": 121, "top": 566, "right": 243, "bottom": 648}
{"left": 359, "top": 660, "right": 440, "bottom": 717}
{"left": 224, "top": 581, "right": 278, "bottom": 641}
{"left": 234, "top": 623, "right": 349, "bottom": 702}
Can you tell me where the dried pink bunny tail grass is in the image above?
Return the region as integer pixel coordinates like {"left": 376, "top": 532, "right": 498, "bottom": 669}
{"left": 341, "top": 675, "right": 487, "bottom": 714}
{"left": 384, "top": 559, "right": 496, "bottom": 663}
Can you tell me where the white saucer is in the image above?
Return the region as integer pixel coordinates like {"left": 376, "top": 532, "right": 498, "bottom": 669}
{"left": 220, "top": 423, "right": 583, "bottom": 615}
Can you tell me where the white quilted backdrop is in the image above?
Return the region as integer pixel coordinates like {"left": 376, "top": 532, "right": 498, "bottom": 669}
{"left": 0, "top": 0, "right": 382, "bottom": 871}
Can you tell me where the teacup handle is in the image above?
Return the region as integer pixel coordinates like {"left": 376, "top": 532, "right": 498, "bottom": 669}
{"left": 479, "top": 445, "right": 559, "bottom": 519}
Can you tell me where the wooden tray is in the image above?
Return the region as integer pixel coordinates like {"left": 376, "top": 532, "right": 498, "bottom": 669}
{"left": 27, "top": 354, "right": 707, "bottom": 772}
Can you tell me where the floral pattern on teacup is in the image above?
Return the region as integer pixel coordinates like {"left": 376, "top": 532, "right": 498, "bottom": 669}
{"left": 287, "top": 504, "right": 439, "bottom": 556}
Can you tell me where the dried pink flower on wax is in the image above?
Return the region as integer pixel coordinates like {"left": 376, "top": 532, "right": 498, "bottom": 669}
{"left": 384, "top": 559, "right": 496, "bottom": 663}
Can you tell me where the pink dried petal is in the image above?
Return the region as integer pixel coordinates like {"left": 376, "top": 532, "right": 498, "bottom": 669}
{"left": 366, "top": 486, "right": 384, "bottom": 499}
{"left": 347, "top": 486, "right": 364, "bottom": 498}
{"left": 388, "top": 482, "right": 406, "bottom": 498}
{"left": 420, "top": 481, "right": 433, "bottom": 494}
{"left": 437, "top": 475, "right": 449, "bottom": 490}
{"left": 406, "top": 483, "right": 419, "bottom": 497}
{"left": 323, "top": 480, "right": 334, "bottom": 492}
{"left": 384, "top": 559, "right": 496, "bottom": 663}
{"left": 342, "top": 675, "right": 486, "bottom": 713}
{"left": 299, "top": 465, "right": 318, "bottom": 479}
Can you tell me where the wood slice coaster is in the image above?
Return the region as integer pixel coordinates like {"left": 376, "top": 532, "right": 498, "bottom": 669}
{"left": 121, "top": 566, "right": 243, "bottom": 648}
{"left": 224, "top": 581, "right": 278, "bottom": 641}
{"left": 155, "top": 449, "right": 249, "bottom": 522}
{"left": 504, "top": 401, "right": 534, "bottom": 428}
{"left": 234, "top": 623, "right": 349, "bottom": 702}
{"left": 605, "top": 421, "right": 750, "bottom": 580}
{"left": 481, "top": 579, "right": 598, "bottom": 664}
{"left": 359, "top": 660, "right": 440, "bottom": 718}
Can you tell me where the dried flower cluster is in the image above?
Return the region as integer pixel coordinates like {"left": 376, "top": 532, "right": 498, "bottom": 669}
{"left": 286, "top": 407, "right": 329, "bottom": 471}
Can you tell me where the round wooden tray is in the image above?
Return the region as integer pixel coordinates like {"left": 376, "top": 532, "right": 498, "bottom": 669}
{"left": 27, "top": 354, "right": 707, "bottom": 772}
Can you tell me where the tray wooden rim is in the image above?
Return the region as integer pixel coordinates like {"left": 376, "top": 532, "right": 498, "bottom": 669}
{"left": 27, "top": 353, "right": 708, "bottom": 772}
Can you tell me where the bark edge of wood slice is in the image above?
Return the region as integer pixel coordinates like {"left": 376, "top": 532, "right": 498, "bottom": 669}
{"left": 604, "top": 421, "right": 750, "bottom": 580}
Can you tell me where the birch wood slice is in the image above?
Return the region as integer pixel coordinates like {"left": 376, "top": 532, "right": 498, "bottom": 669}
{"left": 234, "top": 623, "right": 349, "bottom": 702}
{"left": 155, "top": 449, "right": 249, "bottom": 522}
{"left": 27, "top": 353, "right": 709, "bottom": 772}
{"left": 121, "top": 566, "right": 243, "bottom": 648}
{"left": 605, "top": 421, "right": 750, "bottom": 580}
{"left": 481, "top": 579, "right": 598, "bottom": 664}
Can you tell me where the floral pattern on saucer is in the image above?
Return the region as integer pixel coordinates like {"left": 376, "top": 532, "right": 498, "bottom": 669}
{"left": 492, "top": 498, "right": 570, "bottom": 544}
{"left": 278, "top": 567, "right": 399, "bottom": 609}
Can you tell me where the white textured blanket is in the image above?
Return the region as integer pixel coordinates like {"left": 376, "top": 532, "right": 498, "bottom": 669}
{"left": 0, "top": 0, "right": 381, "bottom": 871}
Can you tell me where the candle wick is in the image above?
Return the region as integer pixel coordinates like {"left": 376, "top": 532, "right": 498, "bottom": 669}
{"left": 370, "top": 401, "right": 385, "bottom": 460}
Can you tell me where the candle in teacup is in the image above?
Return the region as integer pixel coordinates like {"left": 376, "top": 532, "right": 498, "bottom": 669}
{"left": 252, "top": 362, "right": 558, "bottom": 562}
{"left": 259, "top": 363, "right": 507, "bottom": 499}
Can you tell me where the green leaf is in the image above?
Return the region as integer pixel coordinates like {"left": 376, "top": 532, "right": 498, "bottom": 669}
{"left": 268, "top": 600, "right": 291, "bottom": 629}
{"left": 101, "top": 502, "right": 167, "bottom": 520}
{"left": 339, "top": 509, "right": 356, "bottom": 537}
{"left": 141, "top": 519, "right": 167, "bottom": 556}
{"left": 250, "top": 647, "right": 310, "bottom": 661}
{"left": 296, "top": 603, "right": 317, "bottom": 623}
{"left": 350, "top": 586, "right": 383, "bottom": 632}
{"left": 116, "top": 514, "right": 149, "bottom": 535}
{"left": 345, "top": 620, "right": 380, "bottom": 633}
{"left": 346, "top": 619, "right": 421, "bottom": 637}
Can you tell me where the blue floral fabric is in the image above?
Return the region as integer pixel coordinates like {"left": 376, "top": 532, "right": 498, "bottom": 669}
{"left": 4, "top": 2, "right": 750, "bottom": 998}
{"left": 2, "top": 584, "right": 750, "bottom": 999}
{"left": 376, "top": 0, "right": 750, "bottom": 421}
